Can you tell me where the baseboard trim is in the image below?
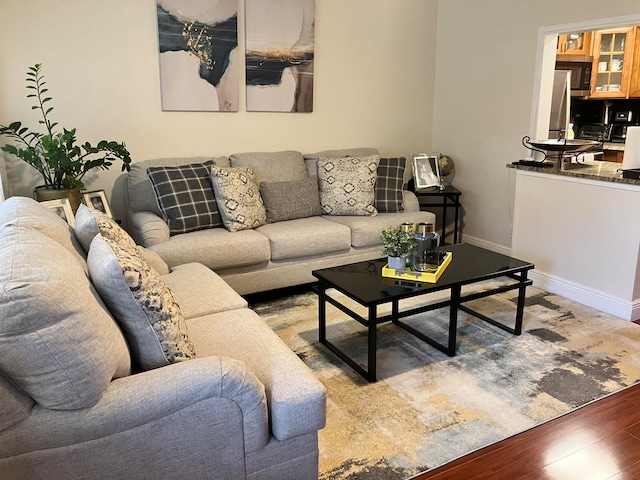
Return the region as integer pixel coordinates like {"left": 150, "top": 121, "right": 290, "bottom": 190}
{"left": 461, "top": 234, "right": 638, "bottom": 322}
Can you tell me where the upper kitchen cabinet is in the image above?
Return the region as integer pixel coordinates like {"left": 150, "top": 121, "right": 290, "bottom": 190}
{"left": 556, "top": 31, "right": 593, "bottom": 60}
{"left": 589, "top": 27, "right": 635, "bottom": 99}
{"left": 628, "top": 27, "right": 640, "bottom": 98}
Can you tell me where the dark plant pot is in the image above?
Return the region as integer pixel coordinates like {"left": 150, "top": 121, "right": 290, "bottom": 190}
{"left": 33, "top": 186, "right": 83, "bottom": 213}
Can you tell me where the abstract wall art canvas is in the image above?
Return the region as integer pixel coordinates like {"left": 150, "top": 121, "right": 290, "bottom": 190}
{"left": 157, "top": 0, "right": 239, "bottom": 111}
{"left": 245, "top": 0, "right": 315, "bottom": 112}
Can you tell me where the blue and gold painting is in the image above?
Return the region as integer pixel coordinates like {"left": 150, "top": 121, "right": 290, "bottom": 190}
{"left": 157, "top": 0, "right": 238, "bottom": 111}
{"left": 245, "top": 0, "right": 315, "bottom": 112}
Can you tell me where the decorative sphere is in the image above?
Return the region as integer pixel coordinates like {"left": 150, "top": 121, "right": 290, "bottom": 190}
{"left": 438, "top": 155, "right": 455, "bottom": 184}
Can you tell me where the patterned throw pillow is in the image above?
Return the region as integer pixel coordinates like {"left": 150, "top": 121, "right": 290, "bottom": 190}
{"left": 210, "top": 165, "right": 266, "bottom": 231}
{"left": 147, "top": 161, "right": 222, "bottom": 235}
{"left": 375, "top": 157, "right": 406, "bottom": 213}
{"left": 317, "top": 155, "right": 380, "bottom": 216}
{"left": 75, "top": 204, "right": 138, "bottom": 253}
{"left": 260, "top": 176, "right": 322, "bottom": 223}
{"left": 88, "top": 232, "right": 196, "bottom": 370}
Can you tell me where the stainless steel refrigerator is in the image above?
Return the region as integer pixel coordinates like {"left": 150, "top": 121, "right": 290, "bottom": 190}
{"left": 549, "top": 70, "right": 571, "bottom": 139}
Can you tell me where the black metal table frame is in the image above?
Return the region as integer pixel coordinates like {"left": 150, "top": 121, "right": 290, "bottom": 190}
{"left": 414, "top": 187, "right": 462, "bottom": 244}
{"left": 315, "top": 270, "right": 533, "bottom": 382}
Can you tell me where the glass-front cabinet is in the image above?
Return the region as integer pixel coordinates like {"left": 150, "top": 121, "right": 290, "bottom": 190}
{"left": 590, "top": 27, "right": 635, "bottom": 98}
{"left": 556, "top": 32, "right": 592, "bottom": 56}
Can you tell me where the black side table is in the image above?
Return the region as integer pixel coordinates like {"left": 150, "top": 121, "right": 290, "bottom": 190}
{"left": 412, "top": 185, "right": 462, "bottom": 244}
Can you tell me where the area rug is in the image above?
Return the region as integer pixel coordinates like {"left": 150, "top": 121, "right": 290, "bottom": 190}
{"left": 249, "top": 280, "right": 640, "bottom": 480}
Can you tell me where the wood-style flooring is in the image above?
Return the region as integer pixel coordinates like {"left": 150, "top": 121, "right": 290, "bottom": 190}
{"left": 413, "top": 375, "right": 640, "bottom": 479}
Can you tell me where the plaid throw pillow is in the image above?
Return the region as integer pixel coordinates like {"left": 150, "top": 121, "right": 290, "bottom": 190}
{"left": 147, "top": 161, "right": 222, "bottom": 235}
{"left": 375, "top": 157, "right": 406, "bottom": 213}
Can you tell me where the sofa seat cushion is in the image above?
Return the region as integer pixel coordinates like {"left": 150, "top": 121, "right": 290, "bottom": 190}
{"left": 260, "top": 176, "right": 322, "bottom": 223}
{"left": 229, "top": 150, "right": 308, "bottom": 185}
{"left": 210, "top": 165, "right": 266, "bottom": 232}
{"left": 324, "top": 210, "right": 438, "bottom": 248}
{"left": 161, "top": 263, "right": 248, "bottom": 319}
{"left": 256, "top": 217, "right": 352, "bottom": 261}
{"left": 0, "top": 371, "right": 34, "bottom": 431}
{"left": 317, "top": 155, "right": 380, "bottom": 216}
{"left": 149, "top": 227, "right": 271, "bottom": 270}
{"left": 0, "top": 226, "right": 131, "bottom": 410}
{"left": 186, "top": 309, "right": 326, "bottom": 441}
{"left": 88, "top": 234, "right": 196, "bottom": 370}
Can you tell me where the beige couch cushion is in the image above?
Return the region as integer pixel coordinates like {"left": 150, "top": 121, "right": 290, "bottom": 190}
{"left": 0, "top": 196, "right": 87, "bottom": 268}
{"left": 161, "top": 262, "right": 248, "bottom": 319}
{"left": 0, "top": 226, "right": 131, "bottom": 410}
{"left": 325, "top": 210, "right": 437, "bottom": 248}
{"left": 229, "top": 150, "right": 307, "bottom": 185}
{"left": 88, "top": 234, "right": 196, "bottom": 370}
{"left": 256, "top": 216, "right": 351, "bottom": 261}
{"left": 0, "top": 373, "right": 34, "bottom": 431}
{"left": 148, "top": 227, "right": 271, "bottom": 270}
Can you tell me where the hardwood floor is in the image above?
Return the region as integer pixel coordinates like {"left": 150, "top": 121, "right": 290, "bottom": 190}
{"left": 412, "top": 380, "right": 640, "bottom": 480}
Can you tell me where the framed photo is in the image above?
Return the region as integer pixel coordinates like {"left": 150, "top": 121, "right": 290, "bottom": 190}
{"left": 413, "top": 154, "right": 441, "bottom": 189}
{"left": 41, "top": 198, "right": 75, "bottom": 227}
{"left": 82, "top": 190, "right": 112, "bottom": 217}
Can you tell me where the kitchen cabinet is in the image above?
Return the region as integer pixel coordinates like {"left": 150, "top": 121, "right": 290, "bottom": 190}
{"left": 556, "top": 32, "right": 593, "bottom": 57}
{"left": 628, "top": 27, "right": 640, "bottom": 97}
{"left": 603, "top": 149, "right": 624, "bottom": 163}
{"left": 589, "top": 27, "right": 635, "bottom": 99}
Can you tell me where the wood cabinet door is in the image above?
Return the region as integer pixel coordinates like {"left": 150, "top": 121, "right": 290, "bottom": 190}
{"left": 628, "top": 27, "right": 640, "bottom": 98}
{"left": 589, "top": 27, "right": 635, "bottom": 99}
{"left": 557, "top": 32, "right": 593, "bottom": 56}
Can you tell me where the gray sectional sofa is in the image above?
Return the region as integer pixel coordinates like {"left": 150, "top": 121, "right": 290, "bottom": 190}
{"left": 124, "top": 148, "right": 437, "bottom": 295}
{"left": 0, "top": 197, "right": 326, "bottom": 480}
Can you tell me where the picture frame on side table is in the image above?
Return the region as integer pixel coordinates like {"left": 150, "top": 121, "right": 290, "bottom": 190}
{"left": 412, "top": 154, "right": 441, "bottom": 189}
{"left": 41, "top": 198, "right": 75, "bottom": 227}
{"left": 82, "top": 190, "right": 112, "bottom": 217}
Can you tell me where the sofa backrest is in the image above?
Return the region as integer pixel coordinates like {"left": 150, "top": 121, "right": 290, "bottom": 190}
{"left": 0, "top": 197, "right": 131, "bottom": 416}
{"left": 229, "top": 150, "right": 308, "bottom": 185}
{"left": 0, "top": 195, "right": 87, "bottom": 269}
{"left": 127, "top": 156, "right": 231, "bottom": 216}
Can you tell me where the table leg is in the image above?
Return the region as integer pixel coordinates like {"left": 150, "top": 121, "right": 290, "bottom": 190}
{"left": 367, "top": 305, "right": 377, "bottom": 382}
{"left": 318, "top": 281, "right": 327, "bottom": 343}
{"left": 514, "top": 271, "right": 528, "bottom": 335}
{"left": 448, "top": 284, "right": 460, "bottom": 355}
{"left": 453, "top": 197, "right": 460, "bottom": 244}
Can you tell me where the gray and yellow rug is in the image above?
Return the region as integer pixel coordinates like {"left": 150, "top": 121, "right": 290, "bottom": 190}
{"left": 250, "top": 280, "right": 640, "bottom": 480}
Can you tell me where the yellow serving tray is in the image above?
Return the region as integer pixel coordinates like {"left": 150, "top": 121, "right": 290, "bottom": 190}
{"left": 382, "top": 251, "right": 452, "bottom": 283}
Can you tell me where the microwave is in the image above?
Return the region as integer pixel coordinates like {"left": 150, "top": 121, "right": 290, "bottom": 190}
{"left": 555, "top": 60, "right": 592, "bottom": 96}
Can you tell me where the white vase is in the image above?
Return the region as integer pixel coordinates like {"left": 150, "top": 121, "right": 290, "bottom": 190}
{"left": 387, "top": 256, "right": 406, "bottom": 270}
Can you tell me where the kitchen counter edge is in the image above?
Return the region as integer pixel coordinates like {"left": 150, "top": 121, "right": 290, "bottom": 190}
{"left": 506, "top": 161, "right": 640, "bottom": 186}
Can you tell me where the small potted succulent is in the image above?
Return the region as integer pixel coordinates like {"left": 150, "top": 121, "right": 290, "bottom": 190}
{"left": 380, "top": 226, "right": 415, "bottom": 270}
{"left": 0, "top": 63, "right": 131, "bottom": 211}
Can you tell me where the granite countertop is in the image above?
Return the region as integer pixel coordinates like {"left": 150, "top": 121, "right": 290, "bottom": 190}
{"left": 507, "top": 160, "right": 640, "bottom": 186}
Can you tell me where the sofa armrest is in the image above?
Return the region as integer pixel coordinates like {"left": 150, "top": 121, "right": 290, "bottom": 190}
{"left": 129, "top": 211, "right": 170, "bottom": 247}
{"left": 1, "top": 356, "right": 270, "bottom": 459}
{"left": 403, "top": 190, "right": 421, "bottom": 212}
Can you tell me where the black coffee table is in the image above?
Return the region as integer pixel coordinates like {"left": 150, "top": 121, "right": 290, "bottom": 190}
{"left": 312, "top": 243, "right": 534, "bottom": 382}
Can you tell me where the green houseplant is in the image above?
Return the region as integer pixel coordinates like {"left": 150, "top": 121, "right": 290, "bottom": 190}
{"left": 380, "top": 226, "right": 415, "bottom": 269}
{"left": 0, "top": 63, "right": 131, "bottom": 209}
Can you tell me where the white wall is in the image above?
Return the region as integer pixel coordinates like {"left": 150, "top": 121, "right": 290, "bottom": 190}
{"left": 432, "top": 1, "right": 640, "bottom": 251}
{"left": 511, "top": 171, "right": 640, "bottom": 320}
{"left": 0, "top": 0, "right": 438, "bottom": 219}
